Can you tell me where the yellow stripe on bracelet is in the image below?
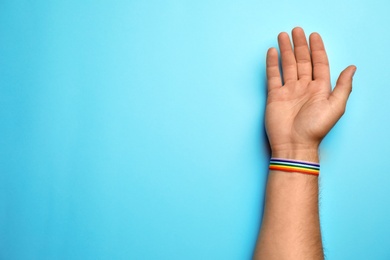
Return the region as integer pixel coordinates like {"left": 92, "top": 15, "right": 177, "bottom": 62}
{"left": 269, "top": 165, "right": 319, "bottom": 175}
{"left": 269, "top": 158, "right": 320, "bottom": 176}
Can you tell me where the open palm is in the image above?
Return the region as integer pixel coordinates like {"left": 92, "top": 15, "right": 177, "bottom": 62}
{"left": 265, "top": 27, "right": 356, "bottom": 155}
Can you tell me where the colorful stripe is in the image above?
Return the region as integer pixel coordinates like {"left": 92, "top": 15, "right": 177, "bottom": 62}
{"left": 269, "top": 158, "right": 320, "bottom": 176}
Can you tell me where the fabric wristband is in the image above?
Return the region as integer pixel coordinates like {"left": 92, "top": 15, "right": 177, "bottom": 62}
{"left": 269, "top": 158, "right": 320, "bottom": 176}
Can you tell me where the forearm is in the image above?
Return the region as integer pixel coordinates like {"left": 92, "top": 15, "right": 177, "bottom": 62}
{"left": 255, "top": 27, "right": 354, "bottom": 259}
{"left": 253, "top": 150, "right": 323, "bottom": 260}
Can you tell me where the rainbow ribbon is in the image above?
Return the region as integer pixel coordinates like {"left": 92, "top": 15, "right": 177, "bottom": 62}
{"left": 269, "top": 158, "right": 320, "bottom": 176}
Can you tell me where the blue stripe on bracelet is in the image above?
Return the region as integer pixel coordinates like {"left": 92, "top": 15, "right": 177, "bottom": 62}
{"left": 270, "top": 158, "right": 320, "bottom": 167}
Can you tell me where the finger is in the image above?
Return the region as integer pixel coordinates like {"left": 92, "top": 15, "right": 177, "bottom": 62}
{"left": 292, "top": 27, "right": 312, "bottom": 80}
{"left": 278, "top": 32, "right": 297, "bottom": 83}
{"left": 266, "top": 47, "right": 282, "bottom": 90}
{"left": 309, "top": 32, "right": 330, "bottom": 82}
{"left": 329, "top": 65, "right": 356, "bottom": 115}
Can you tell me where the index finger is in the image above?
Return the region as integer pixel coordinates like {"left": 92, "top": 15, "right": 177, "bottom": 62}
{"left": 309, "top": 32, "right": 330, "bottom": 82}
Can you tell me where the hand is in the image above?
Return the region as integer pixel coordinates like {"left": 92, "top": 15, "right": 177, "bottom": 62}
{"left": 265, "top": 27, "right": 356, "bottom": 160}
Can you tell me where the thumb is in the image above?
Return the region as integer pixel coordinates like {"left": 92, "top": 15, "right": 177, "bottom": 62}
{"left": 329, "top": 65, "right": 357, "bottom": 115}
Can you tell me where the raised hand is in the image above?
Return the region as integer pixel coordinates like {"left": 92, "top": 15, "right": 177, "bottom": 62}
{"left": 265, "top": 27, "right": 356, "bottom": 160}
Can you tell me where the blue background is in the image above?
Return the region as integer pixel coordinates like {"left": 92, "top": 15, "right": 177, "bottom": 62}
{"left": 0, "top": 1, "right": 388, "bottom": 259}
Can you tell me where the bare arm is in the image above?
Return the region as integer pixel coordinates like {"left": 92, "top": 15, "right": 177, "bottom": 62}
{"left": 253, "top": 27, "right": 356, "bottom": 259}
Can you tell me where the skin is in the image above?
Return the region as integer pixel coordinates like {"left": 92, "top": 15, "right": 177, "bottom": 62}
{"left": 253, "top": 27, "right": 356, "bottom": 259}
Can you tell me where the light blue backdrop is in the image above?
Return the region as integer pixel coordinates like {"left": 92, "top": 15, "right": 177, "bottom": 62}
{"left": 0, "top": 1, "right": 388, "bottom": 259}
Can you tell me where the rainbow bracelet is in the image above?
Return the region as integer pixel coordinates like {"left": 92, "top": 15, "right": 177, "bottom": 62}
{"left": 269, "top": 158, "right": 320, "bottom": 176}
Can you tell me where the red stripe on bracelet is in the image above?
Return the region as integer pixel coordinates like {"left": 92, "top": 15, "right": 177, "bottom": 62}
{"left": 269, "top": 164, "right": 320, "bottom": 176}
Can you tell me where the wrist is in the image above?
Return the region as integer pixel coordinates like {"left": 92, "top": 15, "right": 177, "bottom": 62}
{"left": 271, "top": 146, "right": 319, "bottom": 163}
